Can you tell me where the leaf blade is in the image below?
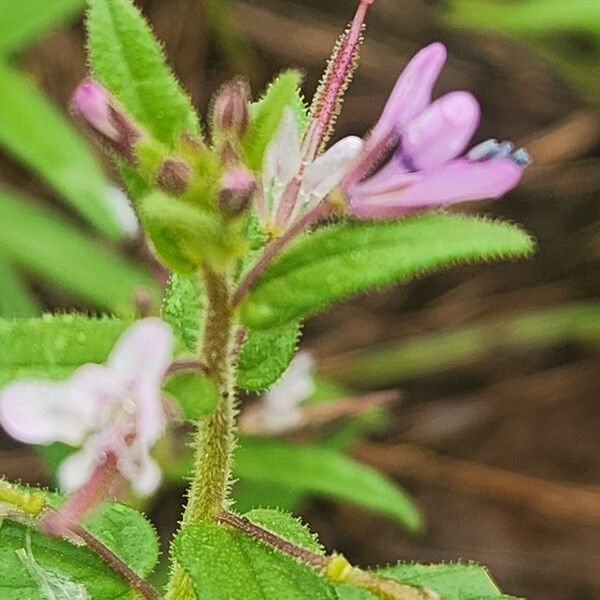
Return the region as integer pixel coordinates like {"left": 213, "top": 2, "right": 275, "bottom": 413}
{"left": 0, "top": 191, "right": 158, "bottom": 314}
{"left": 234, "top": 438, "right": 422, "bottom": 532}
{"left": 0, "top": 64, "right": 122, "bottom": 238}
{"left": 241, "top": 214, "right": 535, "bottom": 329}
{"left": 0, "top": 0, "right": 84, "bottom": 56}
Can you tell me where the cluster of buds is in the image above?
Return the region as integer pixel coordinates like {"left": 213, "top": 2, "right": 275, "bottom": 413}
{"left": 72, "top": 76, "right": 258, "bottom": 273}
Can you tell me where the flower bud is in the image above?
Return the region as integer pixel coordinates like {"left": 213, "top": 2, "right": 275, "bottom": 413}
{"left": 72, "top": 79, "right": 142, "bottom": 163}
{"left": 156, "top": 157, "right": 192, "bottom": 195}
{"left": 218, "top": 167, "right": 257, "bottom": 217}
{"left": 212, "top": 77, "right": 250, "bottom": 139}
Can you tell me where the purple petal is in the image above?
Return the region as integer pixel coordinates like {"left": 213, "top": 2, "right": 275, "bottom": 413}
{"left": 401, "top": 92, "right": 480, "bottom": 169}
{"left": 370, "top": 43, "right": 447, "bottom": 146}
{"left": 349, "top": 158, "right": 523, "bottom": 219}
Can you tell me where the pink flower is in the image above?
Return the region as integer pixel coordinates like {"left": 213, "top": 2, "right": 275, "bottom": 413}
{"left": 0, "top": 319, "right": 173, "bottom": 496}
{"left": 343, "top": 43, "right": 530, "bottom": 219}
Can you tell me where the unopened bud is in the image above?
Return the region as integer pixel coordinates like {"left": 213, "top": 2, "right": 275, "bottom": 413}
{"left": 72, "top": 79, "right": 142, "bottom": 162}
{"left": 219, "top": 167, "right": 257, "bottom": 217}
{"left": 212, "top": 77, "right": 250, "bottom": 139}
{"left": 156, "top": 157, "right": 192, "bottom": 195}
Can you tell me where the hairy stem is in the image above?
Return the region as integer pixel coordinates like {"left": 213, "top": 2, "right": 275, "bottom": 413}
{"left": 232, "top": 200, "right": 335, "bottom": 306}
{"left": 184, "top": 268, "right": 237, "bottom": 521}
{"left": 166, "top": 267, "right": 238, "bottom": 600}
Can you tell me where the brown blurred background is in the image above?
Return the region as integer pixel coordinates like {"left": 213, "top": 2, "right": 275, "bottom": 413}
{"left": 2, "top": 1, "right": 599, "bottom": 598}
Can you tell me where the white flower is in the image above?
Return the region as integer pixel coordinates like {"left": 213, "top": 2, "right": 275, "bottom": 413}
{"left": 262, "top": 107, "right": 363, "bottom": 218}
{"left": 0, "top": 318, "right": 173, "bottom": 496}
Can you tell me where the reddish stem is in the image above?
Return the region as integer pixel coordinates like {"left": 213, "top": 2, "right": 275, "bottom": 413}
{"left": 41, "top": 454, "right": 118, "bottom": 538}
{"left": 232, "top": 200, "right": 334, "bottom": 307}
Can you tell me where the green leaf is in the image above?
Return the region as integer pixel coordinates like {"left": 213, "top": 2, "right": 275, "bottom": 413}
{"left": 0, "top": 314, "right": 131, "bottom": 386}
{"left": 234, "top": 438, "right": 422, "bottom": 532}
{"left": 237, "top": 321, "right": 301, "bottom": 391}
{"left": 445, "top": 0, "right": 600, "bottom": 35}
{"left": 163, "top": 372, "right": 219, "bottom": 420}
{"left": 0, "top": 258, "right": 40, "bottom": 317}
{"left": 0, "top": 500, "right": 159, "bottom": 599}
{"left": 0, "top": 0, "right": 84, "bottom": 56}
{"left": 162, "top": 273, "right": 205, "bottom": 353}
{"left": 87, "top": 0, "right": 199, "bottom": 146}
{"left": 174, "top": 520, "right": 336, "bottom": 600}
{"left": 244, "top": 508, "right": 324, "bottom": 555}
{"left": 241, "top": 214, "right": 535, "bottom": 329}
{"left": 379, "top": 563, "right": 506, "bottom": 600}
{"left": 242, "top": 70, "right": 303, "bottom": 171}
{"left": 0, "top": 64, "right": 122, "bottom": 239}
{"left": 0, "top": 191, "right": 158, "bottom": 314}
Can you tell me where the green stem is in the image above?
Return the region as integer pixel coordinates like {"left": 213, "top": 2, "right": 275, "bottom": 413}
{"left": 166, "top": 267, "right": 238, "bottom": 600}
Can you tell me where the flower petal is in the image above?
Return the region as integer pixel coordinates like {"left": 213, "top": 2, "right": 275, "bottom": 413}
{"left": 0, "top": 379, "right": 94, "bottom": 445}
{"left": 302, "top": 136, "right": 363, "bottom": 202}
{"left": 263, "top": 107, "right": 302, "bottom": 194}
{"left": 117, "top": 448, "right": 162, "bottom": 496}
{"left": 108, "top": 318, "right": 173, "bottom": 390}
{"left": 349, "top": 158, "right": 523, "bottom": 219}
{"left": 402, "top": 92, "right": 480, "bottom": 169}
{"left": 370, "top": 42, "right": 447, "bottom": 145}
{"left": 58, "top": 449, "right": 98, "bottom": 492}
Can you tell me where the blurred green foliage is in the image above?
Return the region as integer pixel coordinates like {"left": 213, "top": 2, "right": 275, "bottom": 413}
{"left": 0, "top": 0, "right": 160, "bottom": 316}
{"left": 445, "top": 0, "right": 600, "bottom": 102}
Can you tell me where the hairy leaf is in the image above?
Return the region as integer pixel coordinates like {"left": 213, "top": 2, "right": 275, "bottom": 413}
{"left": 379, "top": 563, "right": 507, "bottom": 600}
{"left": 241, "top": 214, "right": 535, "bottom": 329}
{"left": 0, "top": 191, "right": 158, "bottom": 314}
{"left": 163, "top": 372, "right": 219, "bottom": 420}
{"left": 234, "top": 438, "right": 422, "bottom": 531}
{"left": 87, "top": 0, "right": 199, "bottom": 146}
{"left": 174, "top": 520, "right": 335, "bottom": 600}
{"left": 242, "top": 70, "right": 303, "bottom": 171}
{"left": 0, "top": 65, "right": 121, "bottom": 238}
{"left": 243, "top": 508, "right": 323, "bottom": 555}
{"left": 0, "top": 315, "right": 131, "bottom": 386}
{"left": 162, "top": 273, "right": 206, "bottom": 353}
{"left": 237, "top": 321, "right": 301, "bottom": 391}
{"left": 0, "top": 0, "right": 84, "bottom": 56}
{"left": 0, "top": 500, "right": 159, "bottom": 599}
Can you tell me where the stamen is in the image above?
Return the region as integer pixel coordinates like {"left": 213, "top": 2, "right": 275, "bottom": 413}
{"left": 512, "top": 147, "right": 532, "bottom": 168}
{"left": 303, "top": 0, "right": 374, "bottom": 161}
{"left": 494, "top": 140, "right": 514, "bottom": 159}
{"left": 467, "top": 138, "right": 499, "bottom": 162}
{"left": 468, "top": 138, "right": 530, "bottom": 168}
